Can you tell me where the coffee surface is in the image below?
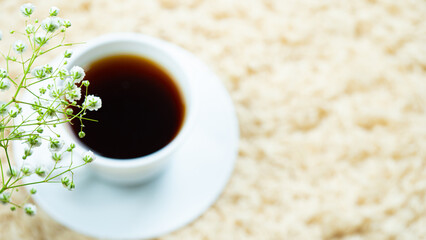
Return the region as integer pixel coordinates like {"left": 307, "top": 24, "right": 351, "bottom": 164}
{"left": 70, "top": 54, "right": 185, "bottom": 159}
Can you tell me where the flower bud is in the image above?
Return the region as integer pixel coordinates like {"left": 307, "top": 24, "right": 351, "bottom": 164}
{"left": 52, "top": 153, "right": 62, "bottom": 162}
{"left": 24, "top": 203, "right": 36, "bottom": 216}
{"left": 66, "top": 108, "right": 73, "bottom": 115}
{"left": 64, "top": 49, "right": 73, "bottom": 58}
{"left": 59, "top": 70, "right": 69, "bottom": 81}
{"left": 43, "top": 64, "right": 53, "bottom": 74}
{"left": 82, "top": 150, "right": 95, "bottom": 163}
{"left": 23, "top": 147, "right": 33, "bottom": 158}
{"left": 21, "top": 164, "right": 32, "bottom": 176}
{"left": 39, "top": 87, "right": 46, "bottom": 95}
{"left": 7, "top": 168, "right": 18, "bottom": 177}
{"left": 48, "top": 137, "right": 64, "bottom": 152}
{"left": 0, "top": 68, "right": 7, "bottom": 78}
{"left": 68, "top": 182, "right": 76, "bottom": 191}
{"left": 35, "top": 167, "right": 46, "bottom": 178}
{"left": 67, "top": 143, "right": 76, "bottom": 152}
{"left": 0, "top": 193, "right": 11, "bottom": 204}
{"left": 61, "top": 176, "right": 70, "bottom": 187}
{"left": 78, "top": 131, "right": 85, "bottom": 138}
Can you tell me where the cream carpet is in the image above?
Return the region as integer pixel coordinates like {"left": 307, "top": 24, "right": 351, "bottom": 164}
{"left": 1, "top": 0, "right": 426, "bottom": 239}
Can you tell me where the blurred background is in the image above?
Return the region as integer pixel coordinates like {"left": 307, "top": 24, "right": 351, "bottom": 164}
{"left": 0, "top": 0, "right": 426, "bottom": 239}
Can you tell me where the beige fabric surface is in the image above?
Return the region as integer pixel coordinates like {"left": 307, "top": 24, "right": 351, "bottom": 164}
{"left": 1, "top": 0, "right": 426, "bottom": 239}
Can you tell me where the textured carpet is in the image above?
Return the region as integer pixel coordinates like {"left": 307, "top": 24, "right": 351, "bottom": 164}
{"left": 1, "top": 0, "right": 426, "bottom": 239}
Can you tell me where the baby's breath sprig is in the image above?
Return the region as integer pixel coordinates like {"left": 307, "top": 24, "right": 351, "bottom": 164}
{"left": 0, "top": 4, "right": 101, "bottom": 216}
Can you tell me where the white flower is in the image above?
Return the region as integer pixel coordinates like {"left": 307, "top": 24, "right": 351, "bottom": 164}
{"left": 0, "top": 68, "right": 7, "bottom": 78}
{"left": 25, "top": 24, "right": 35, "bottom": 34}
{"left": 34, "top": 33, "right": 48, "bottom": 46}
{"left": 0, "top": 102, "right": 8, "bottom": 116}
{"left": 13, "top": 40, "right": 27, "bottom": 53}
{"left": 65, "top": 85, "right": 81, "bottom": 102}
{"left": 31, "top": 66, "right": 46, "bottom": 79}
{"left": 41, "top": 17, "right": 60, "bottom": 33}
{"left": 49, "top": 86, "right": 63, "bottom": 99}
{"left": 48, "top": 137, "right": 64, "bottom": 152}
{"left": 70, "top": 66, "right": 85, "bottom": 83}
{"left": 64, "top": 78, "right": 76, "bottom": 89}
{"left": 0, "top": 68, "right": 10, "bottom": 91}
{"left": 53, "top": 17, "right": 63, "bottom": 26}
{"left": 0, "top": 30, "right": 2, "bottom": 40}
{"left": 82, "top": 150, "right": 95, "bottom": 163}
{"left": 0, "top": 78, "right": 11, "bottom": 91}
{"left": 40, "top": 99, "right": 60, "bottom": 119}
{"left": 49, "top": 6, "right": 59, "bottom": 16}
{"left": 24, "top": 203, "right": 37, "bottom": 216}
{"left": 20, "top": 3, "right": 35, "bottom": 17}
{"left": 61, "top": 19, "right": 71, "bottom": 28}
{"left": 83, "top": 95, "right": 102, "bottom": 111}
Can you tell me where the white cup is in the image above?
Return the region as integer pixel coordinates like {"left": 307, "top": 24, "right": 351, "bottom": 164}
{"left": 62, "top": 33, "right": 196, "bottom": 185}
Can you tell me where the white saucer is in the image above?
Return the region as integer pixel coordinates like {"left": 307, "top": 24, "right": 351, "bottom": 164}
{"left": 12, "top": 43, "right": 239, "bottom": 239}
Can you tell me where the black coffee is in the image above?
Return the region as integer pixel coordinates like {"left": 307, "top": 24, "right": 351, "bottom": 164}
{"left": 70, "top": 54, "right": 185, "bottom": 159}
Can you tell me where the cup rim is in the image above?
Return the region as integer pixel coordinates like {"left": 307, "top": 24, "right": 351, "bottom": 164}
{"left": 63, "top": 33, "right": 196, "bottom": 169}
